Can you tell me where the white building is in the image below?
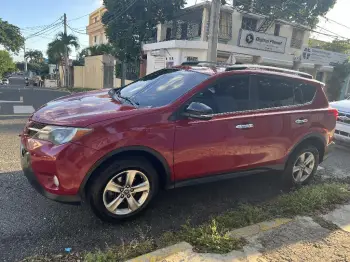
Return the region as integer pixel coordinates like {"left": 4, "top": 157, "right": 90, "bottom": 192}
{"left": 143, "top": 1, "right": 334, "bottom": 82}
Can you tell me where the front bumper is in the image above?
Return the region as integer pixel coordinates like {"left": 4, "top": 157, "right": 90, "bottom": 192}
{"left": 20, "top": 142, "right": 81, "bottom": 204}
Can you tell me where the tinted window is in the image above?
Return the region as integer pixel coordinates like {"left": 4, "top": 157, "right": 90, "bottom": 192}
{"left": 256, "top": 77, "right": 317, "bottom": 109}
{"left": 299, "top": 83, "right": 317, "bottom": 103}
{"left": 118, "top": 69, "right": 210, "bottom": 108}
{"left": 257, "top": 77, "right": 295, "bottom": 109}
{"left": 191, "top": 76, "right": 251, "bottom": 114}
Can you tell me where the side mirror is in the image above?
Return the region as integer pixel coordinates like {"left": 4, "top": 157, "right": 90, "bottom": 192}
{"left": 183, "top": 102, "right": 213, "bottom": 120}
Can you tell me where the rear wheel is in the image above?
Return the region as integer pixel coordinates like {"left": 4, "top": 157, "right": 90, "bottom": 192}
{"left": 281, "top": 145, "right": 319, "bottom": 188}
{"left": 88, "top": 158, "right": 159, "bottom": 222}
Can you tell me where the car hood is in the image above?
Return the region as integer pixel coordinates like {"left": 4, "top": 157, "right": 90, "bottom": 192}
{"left": 330, "top": 100, "right": 350, "bottom": 113}
{"left": 31, "top": 90, "right": 144, "bottom": 127}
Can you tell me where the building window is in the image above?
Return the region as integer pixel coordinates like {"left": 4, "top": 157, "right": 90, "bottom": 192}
{"left": 166, "top": 28, "right": 172, "bottom": 41}
{"left": 274, "top": 24, "right": 281, "bottom": 36}
{"left": 94, "top": 35, "right": 98, "bottom": 44}
{"left": 94, "top": 17, "right": 98, "bottom": 23}
{"left": 241, "top": 17, "right": 257, "bottom": 31}
{"left": 316, "top": 71, "right": 324, "bottom": 82}
{"left": 291, "top": 28, "right": 304, "bottom": 49}
{"left": 219, "top": 12, "right": 232, "bottom": 39}
{"left": 187, "top": 56, "right": 198, "bottom": 62}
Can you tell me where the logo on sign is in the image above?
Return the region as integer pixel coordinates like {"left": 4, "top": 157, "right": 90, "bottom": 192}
{"left": 245, "top": 33, "right": 254, "bottom": 44}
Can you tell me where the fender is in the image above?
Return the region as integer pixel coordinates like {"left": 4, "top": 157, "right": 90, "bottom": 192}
{"left": 79, "top": 145, "right": 174, "bottom": 197}
{"left": 286, "top": 132, "right": 327, "bottom": 163}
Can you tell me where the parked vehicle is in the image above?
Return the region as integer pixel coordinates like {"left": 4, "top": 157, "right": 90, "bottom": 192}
{"left": 2, "top": 78, "right": 9, "bottom": 85}
{"left": 330, "top": 97, "right": 350, "bottom": 143}
{"left": 20, "top": 65, "right": 337, "bottom": 222}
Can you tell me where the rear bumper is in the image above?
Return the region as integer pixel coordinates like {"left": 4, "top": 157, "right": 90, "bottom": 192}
{"left": 21, "top": 142, "right": 81, "bottom": 204}
{"left": 323, "top": 142, "right": 336, "bottom": 162}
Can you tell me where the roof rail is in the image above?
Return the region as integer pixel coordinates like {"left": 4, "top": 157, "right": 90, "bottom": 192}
{"left": 225, "top": 64, "right": 313, "bottom": 79}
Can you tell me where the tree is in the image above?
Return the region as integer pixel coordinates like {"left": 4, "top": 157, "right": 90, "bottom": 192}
{"left": 25, "top": 50, "right": 44, "bottom": 63}
{"left": 233, "top": 0, "right": 336, "bottom": 28}
{"left": 0, "top": 19, "right": 25, "bottom": 53}
{"left": 326, "top": 62, "right": 350, "bottom": 101}
{"left": 309, "top": 39, "right": 350, "bottom": 54}
{"left": 0, "top": 50, "right": 15, "bottom": 78}
{"left": 47, "top": 32, "right": 80, "bottom": 65}
{"left": 102, "top": 0, "right": 185, "bottom": 63}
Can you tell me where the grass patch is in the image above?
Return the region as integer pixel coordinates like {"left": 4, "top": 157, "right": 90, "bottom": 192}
{"left": 22, "top": 183, "right": 350, "bottom": 262}
{"left": 270, "top": 183, "right": 350, "bottom": 217}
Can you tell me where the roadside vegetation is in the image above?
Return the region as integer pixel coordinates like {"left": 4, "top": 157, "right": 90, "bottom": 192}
{"left": 22, "top": 182, "right": 350, "bottom": 262}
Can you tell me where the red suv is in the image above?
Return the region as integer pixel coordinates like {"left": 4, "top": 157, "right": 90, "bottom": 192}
{"left": 20, "top": 65, "right": 337, "bottom": 222}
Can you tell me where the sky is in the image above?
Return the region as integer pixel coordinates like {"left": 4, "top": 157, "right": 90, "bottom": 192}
{"left": 1, "top": 0, "right": 349, "bottom": 62}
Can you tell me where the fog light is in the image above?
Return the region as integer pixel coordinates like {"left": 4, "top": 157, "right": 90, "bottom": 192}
{"left": 53, "top": 176, "right": 60, "bottom": 187}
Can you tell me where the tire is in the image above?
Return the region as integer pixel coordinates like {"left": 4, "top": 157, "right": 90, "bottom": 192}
{"left": 87, "top": 157, "right": 159, "bottom": 222}
{"left": 281, "top": 145, "right": 319, "bottom": 189}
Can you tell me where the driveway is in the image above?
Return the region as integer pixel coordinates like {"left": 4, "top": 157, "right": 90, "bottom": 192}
{"left": 0, "top": 118, "right": 349, "bottom": 261}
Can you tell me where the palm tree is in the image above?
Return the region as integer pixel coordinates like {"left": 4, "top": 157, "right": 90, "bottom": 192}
{"left": 47, "top": 32, "right": 79, "bottom": 87}
{"left": 25, "top": 50, "right": 43, "bottom": 63}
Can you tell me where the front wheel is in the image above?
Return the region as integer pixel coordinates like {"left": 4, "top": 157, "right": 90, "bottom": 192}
{"left": 281, "top": 145, "right": 319, "bottom": 188}
{"left": 88, "top": 158, "right": 159, "bottom": 222}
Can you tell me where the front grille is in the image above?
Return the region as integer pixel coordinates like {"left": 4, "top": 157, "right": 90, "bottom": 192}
{"left": 335, "top": 129, "right": 350, "bottom": 137}
{"left": 337, "top": 112, "right": 350, "bottom": 125}
{"left": 27, "top": 122, "right": 46, "bottom": 137}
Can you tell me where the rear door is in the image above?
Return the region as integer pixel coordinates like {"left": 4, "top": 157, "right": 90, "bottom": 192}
{"left": 248, "top": 75, "right": 317, "bottom": 169}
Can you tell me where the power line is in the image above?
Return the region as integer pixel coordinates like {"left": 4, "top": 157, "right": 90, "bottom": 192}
{"left": 103, "top": 0, "right": 139, "bottom": 26}
{"left": 67, "top": 24, "right": 87, "bottom": 35}
{"left": 68, "top": 13, "right": 90, "bottom": 22}
{"left": 25, "top": 17, "right": 63, "bottom": 39}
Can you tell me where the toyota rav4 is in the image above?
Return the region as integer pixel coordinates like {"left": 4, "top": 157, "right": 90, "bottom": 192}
{"left": 20, "top": 65, "right": 337, "bottom": 222}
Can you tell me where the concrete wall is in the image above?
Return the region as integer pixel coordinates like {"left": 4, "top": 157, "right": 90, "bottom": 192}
{"left": 114, "top": 78, "right": 133, "bottom": 88}
{"left": 72, "top": 55, "right": 134, "bottom": 89}
{"left": 74, "top": 66, "right": 85, "bottom": 88}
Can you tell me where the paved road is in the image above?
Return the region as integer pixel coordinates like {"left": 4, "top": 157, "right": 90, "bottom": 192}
{"left": 0, "top": 119, "right": 349, "bottom": 261}
{"left": 0, "top": 78, "right": 69, "bottom": 115}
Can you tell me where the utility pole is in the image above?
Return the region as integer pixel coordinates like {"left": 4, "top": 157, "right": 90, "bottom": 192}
{"left": 63, "top": 13, "right": 69, "bottom": 88}
{"left": 207, "top": 0, "right": 221, "bottom": 62}
{"left": 24, "top": 42, "right": 28, "bottom": 73}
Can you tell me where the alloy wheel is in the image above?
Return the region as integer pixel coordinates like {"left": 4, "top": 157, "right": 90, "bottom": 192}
{"left": 292, "top": 152, "right": 316, "bottom": 183}
{"left": 103, "top": 170, "right": 150, "bottom": 215}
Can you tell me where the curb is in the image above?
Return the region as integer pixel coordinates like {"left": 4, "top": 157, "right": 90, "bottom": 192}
{"left": 128, "top": 218, "right": 292, "bottom": 262}
{"left": 126, "top": 242, "right": 192, "bottom": 262}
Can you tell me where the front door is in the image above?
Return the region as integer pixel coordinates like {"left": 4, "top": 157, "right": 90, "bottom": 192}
{"left": 173, "top": 75, "right": 256, "bottom": 181}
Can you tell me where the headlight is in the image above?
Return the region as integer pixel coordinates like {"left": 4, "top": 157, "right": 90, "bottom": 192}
{"left": 34, "top": 126, "right": 92, "bottom": 145}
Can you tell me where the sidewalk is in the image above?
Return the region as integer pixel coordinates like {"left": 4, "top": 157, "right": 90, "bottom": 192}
{"left": 129, "top": 204, "right": 350, "bottom": 262}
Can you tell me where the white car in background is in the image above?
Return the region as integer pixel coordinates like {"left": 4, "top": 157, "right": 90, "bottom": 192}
{"left": 330, "top": 97, "right": 350, "bottom": 143}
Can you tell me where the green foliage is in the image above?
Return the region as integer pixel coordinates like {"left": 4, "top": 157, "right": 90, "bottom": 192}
{"left": 25, "top": 50, "right": 44, "bottom": 64}
{"left": 0, "top": 50, "right": 15, "bottom": 78}
{"left": 236, "top": 0, "right": 336, "bottom": 28}
{"left": 271, "top": 183, "right": 350, "bottom": 216}
{"left": 102, "top": 0, "right": 186, "bottom": 62}
{"left": 310, "top": 39, "right": 350, "bottom": 54}
{"left": 326, "top": 62, "right": 350, "bottom": 101}
{"left": 0, "top": 19, "right": 25, "bottom": 53}
{"left": 47, "top": 32, "right": 80, "bottom": 65}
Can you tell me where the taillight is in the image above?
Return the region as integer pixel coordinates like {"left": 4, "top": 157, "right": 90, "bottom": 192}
{"left": 328, "top": 107, "right": 338, "bottom": 119}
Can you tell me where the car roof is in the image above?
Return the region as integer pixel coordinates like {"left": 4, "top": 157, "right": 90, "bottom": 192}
{"left": 175, "top": 64, "right": 323, "bottom": 85}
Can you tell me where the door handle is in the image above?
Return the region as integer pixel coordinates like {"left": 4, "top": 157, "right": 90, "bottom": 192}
{"left": 295, "top": 118, "right": 308, "bottom": 124}
{"left": 236, "top": 123, "right": 254, "bottom": 129}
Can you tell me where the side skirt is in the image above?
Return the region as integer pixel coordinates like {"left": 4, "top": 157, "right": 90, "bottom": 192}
{"left": 174, "top": 165, "right": 284, "bottom": 188}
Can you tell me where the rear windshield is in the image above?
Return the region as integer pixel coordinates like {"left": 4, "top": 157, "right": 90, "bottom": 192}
{"left": 118, "top": 69, "right": 210, "bottom": 108}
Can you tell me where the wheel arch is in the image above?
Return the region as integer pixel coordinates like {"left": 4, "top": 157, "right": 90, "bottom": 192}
{"left": 79, "top": 146, "right": 174, "bottom": 198}
{"left": 286, "top": 133, "right": 327, "bottom": 167}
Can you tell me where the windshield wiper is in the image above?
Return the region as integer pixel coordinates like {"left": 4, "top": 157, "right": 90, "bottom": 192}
{"left": 114, "top": 89, "right": 139, "bottom": 107}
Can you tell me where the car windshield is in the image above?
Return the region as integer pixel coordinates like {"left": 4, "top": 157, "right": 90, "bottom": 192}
{"left": 114, "top": 69, "right": 210, "bottom": 108}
